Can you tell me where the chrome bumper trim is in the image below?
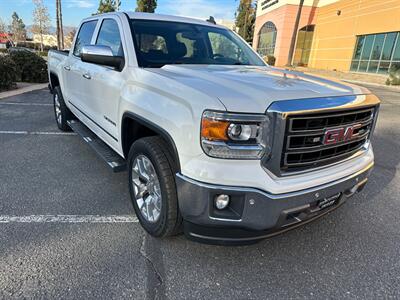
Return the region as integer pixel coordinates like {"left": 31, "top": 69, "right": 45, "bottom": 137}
{"left": 177, "top": 161, "right": 373, "bottom": 200}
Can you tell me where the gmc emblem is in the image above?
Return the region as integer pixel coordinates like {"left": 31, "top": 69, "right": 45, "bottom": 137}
{"left": 323, "top": 124, "right": 362, "bottom": 145}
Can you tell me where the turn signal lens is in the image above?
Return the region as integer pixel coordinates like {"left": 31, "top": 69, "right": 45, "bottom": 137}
{"left": 201, "top": 118, "right": 229, "bottom": 141}
{"left": 200, "top": 111, "right": 271, "bottom": 159}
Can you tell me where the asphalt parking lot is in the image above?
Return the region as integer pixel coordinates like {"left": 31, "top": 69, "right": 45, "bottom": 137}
{"left": 0, "top": 85, "right": 399, "bottom": 299}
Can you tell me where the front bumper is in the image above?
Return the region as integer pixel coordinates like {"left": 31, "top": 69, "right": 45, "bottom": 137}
{"left": 176, "top": 162, "right": 373, "bottom": 245}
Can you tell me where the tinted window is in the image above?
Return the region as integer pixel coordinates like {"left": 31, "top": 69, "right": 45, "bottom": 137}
{"left": 381, "top": 32, "right": 397, "bottom": 60}
{"left": 361, "top": 35, "right": 374, "bottom": 60}
{"left": 353, "top": 36, "right": 365, "bottom": 60}
{"left": 350, "top": 32, "right": 400, "bottom": 74}
{"left": 96, "top": 19, "right": 123, "bottom": 56}
{"left": 130, "top": 20, "right": 265, "bottom": 68}
{"left": 208, "top": 32, "right": 248, "bottom": 63}
{"left": 136, "top": 33, "right": 168, "bottom": 54}
{"left": 393, "top": 34, "right": 400, "bottom": 60}
{"left": 73, "top": 20, "right": 97, "bottom": 57}
{"left": 370, "top": 33, "right": 384, "bottom": 60}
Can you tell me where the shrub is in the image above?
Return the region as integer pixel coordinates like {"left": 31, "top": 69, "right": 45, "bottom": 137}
{"left": 263, "top": 55, "right": 276, "bottom": 66}
{"left": 0, "top": 55, "right": 17, "bottom": 91}
{"left": 386, "top": 64, "right": 400, "bottom": 86}
{"left": 9, "top": 51, "right": 48, "bottom": 83}
{"left": 37, "top": 51, "right": 48, "bottom": 57}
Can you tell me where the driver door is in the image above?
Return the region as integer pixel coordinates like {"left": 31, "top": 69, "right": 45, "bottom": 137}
{"left": 81, "top": 16, "right": 126, "bottom": 149}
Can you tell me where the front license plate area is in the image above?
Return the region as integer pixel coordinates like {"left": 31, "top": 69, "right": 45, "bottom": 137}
{"left": 318, "top": 192, "right": 342, "bottom": 210}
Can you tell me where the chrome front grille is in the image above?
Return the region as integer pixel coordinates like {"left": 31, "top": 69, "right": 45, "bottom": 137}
{"left": 263, "top": 94, "right": 380, "bottom": 177}
{"left": 281, "top": 108, "right": 375, "bottom": 172}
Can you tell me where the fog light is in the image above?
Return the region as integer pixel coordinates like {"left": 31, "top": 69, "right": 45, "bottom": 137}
{"left": 215, "top": 194, "right": 230, "bottom": 210}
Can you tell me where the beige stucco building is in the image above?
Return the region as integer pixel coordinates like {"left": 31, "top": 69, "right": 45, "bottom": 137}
{"left": 33, "top": 34, "right": 58, "bottom": 47}
{"left": 253, "top": 0, "right": 400, "bottom": 74}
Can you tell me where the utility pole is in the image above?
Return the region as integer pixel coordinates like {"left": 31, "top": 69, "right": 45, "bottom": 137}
{"left": 59, "top": 0, "right": 64, "bottom": 49}
{"left": 56, "top": 0, "right": 60, "bottom": 49}
{"left": 286, "top": 0, "right": 304, "bottom": 66}
{"left": 56, "top": 0, "right": 64, "bottom": 49}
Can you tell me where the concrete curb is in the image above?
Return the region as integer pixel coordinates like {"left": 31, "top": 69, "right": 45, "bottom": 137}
{"left": 343, "top": 79, "right": 400, "bottom": 91}
{"left": 0, "top": 83, "right": 48, "bottom": 99}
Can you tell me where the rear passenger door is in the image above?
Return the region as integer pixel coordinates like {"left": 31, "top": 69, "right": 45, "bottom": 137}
{"left": 64, "top": 20, "right": 98, "bottom": 116}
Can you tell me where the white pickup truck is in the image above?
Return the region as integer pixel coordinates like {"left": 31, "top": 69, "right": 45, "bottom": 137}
{"left": 48, "top": 12, "right": 380, "bottom": 245}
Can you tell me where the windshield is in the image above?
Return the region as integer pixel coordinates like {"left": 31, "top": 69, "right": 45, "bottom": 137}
{"left": 130, "top": 19, "right": 266, "bottom": 68}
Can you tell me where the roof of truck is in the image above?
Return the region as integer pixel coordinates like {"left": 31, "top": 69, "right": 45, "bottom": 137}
{"left": 84, "top": 12, "right": 225, "bottom": 29}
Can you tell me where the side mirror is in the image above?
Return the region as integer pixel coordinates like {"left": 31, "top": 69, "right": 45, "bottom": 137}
{"left": 81, "top": 45, "right": 124, "bottom": 71}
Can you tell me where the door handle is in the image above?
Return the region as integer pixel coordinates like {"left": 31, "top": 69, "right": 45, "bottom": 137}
{"left": 63, "top": 65, "right": 71, "bottom": 71}
{"left": 82, "top": 73, "right": 91, "bottom": 80}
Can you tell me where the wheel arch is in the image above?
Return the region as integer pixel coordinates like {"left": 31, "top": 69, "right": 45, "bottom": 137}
{"left": 121, "top": 112, "right": 181, "bottom": 172}
{"left": 49, "top": 72, "right": 60, "bottom": 91}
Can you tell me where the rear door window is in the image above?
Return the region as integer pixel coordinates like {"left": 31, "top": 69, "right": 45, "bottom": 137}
{"left": 73, "top": 20, "right": 97, "bottom": 57}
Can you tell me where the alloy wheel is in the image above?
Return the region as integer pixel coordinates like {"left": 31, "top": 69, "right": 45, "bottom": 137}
{"left": 131, "top": 155, "right": 162, "bottom": 223}
{"left": 54, "top": 94, "right": 62, "bottom": 125}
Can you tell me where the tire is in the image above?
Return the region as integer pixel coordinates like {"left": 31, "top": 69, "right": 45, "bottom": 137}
{"left": 128, "top": 136, "right": 182, "bottom": 237}
{"left": 53, "top": 86, "right": 72, "bottom": 131}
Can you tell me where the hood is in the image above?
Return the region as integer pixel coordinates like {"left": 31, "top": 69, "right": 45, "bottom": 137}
{"left": 147, "top": 65, "right": 370, "bottom": 113}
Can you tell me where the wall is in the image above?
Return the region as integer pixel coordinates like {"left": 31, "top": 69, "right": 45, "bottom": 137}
{"left": 309, "top": 0, "right": 400, "bottom": 71}
{"left": 256, "top": 0, "right": 339, "bottom": 16}
{"left": 253, "top": 4, "right": 317, "bottom": 65}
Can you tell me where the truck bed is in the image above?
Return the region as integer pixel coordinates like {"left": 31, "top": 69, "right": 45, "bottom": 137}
{"left": 49, "top": 49, "right": 69, "bottom": 56}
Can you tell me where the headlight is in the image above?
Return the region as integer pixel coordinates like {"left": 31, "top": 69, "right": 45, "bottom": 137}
{"left": 201, "top": 110, "right": 270, "bottom": 159}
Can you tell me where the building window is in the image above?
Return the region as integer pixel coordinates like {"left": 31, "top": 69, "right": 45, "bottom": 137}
{"left": 351, "top": 31, "right": 400, "bottom": 74}
{"left": 257, "top": 21, "right": 277, "bottom": 57}
{"left": 261, "top": 0, "right": 279, "bottom": 10}
{"left": 293, "top": 25, "right": 315, "bottom": 66}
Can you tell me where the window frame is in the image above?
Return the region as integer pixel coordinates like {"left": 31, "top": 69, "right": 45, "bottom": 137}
{"left": 350, "top": 31, "right": 400, "bottom": 74}
{"left": 256, "top": 21, "right": 277, "bottom": 57}
{"left": 72, "top": 19, "right": 98, "bottom": 58}
{"left": 95, "top": 18, "right": 125, "bottom": 58}
{"left": 129, "top": 19, "right": 265, "bottom": 68}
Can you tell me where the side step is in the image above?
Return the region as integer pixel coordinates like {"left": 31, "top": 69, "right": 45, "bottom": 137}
{"left": 67, "top": 120, "right": 127, "bottom": 173}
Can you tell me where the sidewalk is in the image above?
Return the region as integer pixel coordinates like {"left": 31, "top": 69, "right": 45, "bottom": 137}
{"left": 0, "top": 82, "right": 48, "bottom": 99}
{"left": 289, "top": 67, "right": 400, "bottom": 89}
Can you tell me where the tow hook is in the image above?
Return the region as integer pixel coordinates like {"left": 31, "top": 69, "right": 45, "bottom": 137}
{"left": 344, "top": 178, "right": 368, "bottom": 198}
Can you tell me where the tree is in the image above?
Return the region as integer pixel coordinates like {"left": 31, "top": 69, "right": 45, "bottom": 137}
{"left": 9, "top": 12, "right": 27, "bottom": 46}
{"left": 56, "top": 0, "right": 64, "bottom": 49}
{"left": 96, "top": 0, "right": 120, "bottom": 14}
{"left": 65, "top": 28, "right": 76, "bottom": 49}
{"left": 32, "top": 0, "right": 51, "bottom": 52}
{"left": 235, "top": 0, "right": 256, "bottom": 43}
{"left": 286, "top": 0, "right": 304, "bottom": 66}
{"left": 0, "top": 17, "right": 7, "bottom": 34}
{"left": 135, "top": 0, "right": 157, "bottom": 13}
{"left": 0, "top": 18, "right": 12, "bottom": 47}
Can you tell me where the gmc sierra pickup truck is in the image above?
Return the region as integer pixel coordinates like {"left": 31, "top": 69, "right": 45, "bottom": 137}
{"left": 48, "top": 12, "right": 380, "bottom": 244}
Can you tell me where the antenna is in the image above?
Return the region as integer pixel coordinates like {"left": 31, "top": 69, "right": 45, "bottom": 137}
{"left": 206, "top": 16, "right": 216, "bottom": 25}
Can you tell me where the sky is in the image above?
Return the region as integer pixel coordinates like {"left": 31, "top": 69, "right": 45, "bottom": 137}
{"left": 0, "top": 0, "right": 238, "bottom": 27}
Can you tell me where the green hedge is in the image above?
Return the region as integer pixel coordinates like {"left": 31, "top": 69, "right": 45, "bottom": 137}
{"left": 386, "top": 64, "right": 400, "bottom": 86}
{"left": 37, "top": 51, "right": 48, "bottom": 57}
{"left": 9, "top": 51, "right": 48, "bottom": 83}
{"left": 0, "top": 55, "right": 17, "bottom": 91}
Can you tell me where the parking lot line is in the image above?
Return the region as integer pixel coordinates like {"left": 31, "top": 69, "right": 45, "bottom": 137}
{"left": 0, "top": 130, "right": 77, "bottom": 136}
{"left": 0, "top": 215, "right": 138, "bottom": 223}
{"left": 0, "top": 102, "right": 53, "bottom": 106}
